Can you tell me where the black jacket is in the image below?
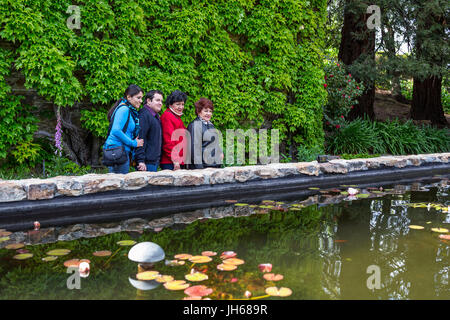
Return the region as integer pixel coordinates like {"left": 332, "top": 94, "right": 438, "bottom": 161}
{"left": 135, "top": 106, "right": 162, "bottom": 164}
{"left": 187, "top": 117, "right": 222, "bottom": 169}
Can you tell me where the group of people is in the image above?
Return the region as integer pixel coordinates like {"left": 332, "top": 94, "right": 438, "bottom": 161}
{"left": 103, "top": 84, "right": 222, "bottom": 174}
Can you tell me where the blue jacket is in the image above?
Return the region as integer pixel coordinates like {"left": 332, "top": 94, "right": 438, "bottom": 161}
{"left": 103, "top": 101, "right": 139, "bottom": 154}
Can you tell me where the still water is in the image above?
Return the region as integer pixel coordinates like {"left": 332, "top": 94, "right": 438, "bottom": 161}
{"left": 0, "top": 179, "right": 449, "bottom": 300}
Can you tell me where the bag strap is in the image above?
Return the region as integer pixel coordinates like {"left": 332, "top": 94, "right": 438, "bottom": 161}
{"left": 106, "top": 103, "right": 131, "bottom": 139}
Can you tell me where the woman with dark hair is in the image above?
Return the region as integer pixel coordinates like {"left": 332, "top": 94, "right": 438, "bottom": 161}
{"left": 103, "top": 84, "right": 144, "bottom": 174}
{"left": 187, "top": 98, "right": 223, "bottom": 169}
{"left": 160, "top": 90, "right": 188, "bottom": 170}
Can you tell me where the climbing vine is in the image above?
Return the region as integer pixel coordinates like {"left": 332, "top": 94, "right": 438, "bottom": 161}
{"left": 0, "top": 0, "right": 327, "bottom": 166}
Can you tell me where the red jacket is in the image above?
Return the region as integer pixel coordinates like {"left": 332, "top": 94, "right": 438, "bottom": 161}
{"left": 160, "top": 108, "right": 186, "bottom": 164}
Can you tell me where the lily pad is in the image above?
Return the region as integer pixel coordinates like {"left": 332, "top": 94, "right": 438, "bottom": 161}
{"left": 308, "top": 187, "right": 320, "bottom": 190}
{"left": 42, "top": 256, "right": 58, "bottom": 262}
{"left": 184, "top": 285, "right": 213, "bottom": 297}
{"left": 439, "top": 235, "right": 450, "bottom": 240}
{"left": 13, "top": 253, "right": 33, "bottom": 260}
{"left": 223, "top": 258, "right": 245, "bottom": 266}
{"left": 136, "top": 271, "right": 160, "bottom": 281}
{"left": 340, "top": 191, "right": 349, "bottom": 195}
{"left": 166, "top": 259, "right": 185, "bottom": 266}
{"left": 356, "top": 194, "right": 370, "bottom": 198}
{"left": 185, "top": 272, "right": 209, "bottom": 282}
{"left": 164, "top": 280, "right": 190, "bottom": 291}
{"left": 217, "top": 263, "right": 237, "bottom": 271}
{"left": 431, "top": 228, "right": 449, "bottom": 233}
{"left": 408, "top": 225, "right": 425, "bottom": 230}
{"left": 225, "top": 200, "right": 237, "bottom": 203}
{"left": 263, "top": 273, "right": 284, "bottom": 281}
{"left": 0, "top": 236, "right": 10, "bottom": 243}
{"left": 174, "top": 253, "right": 192, "bottom": 260}
{"left": 189, "top": 256, "right": 212, "bottom": 264}
{"left": 64, "top": 259, "right": 90, "bottom": 268}
{"left": 0, "top": 231, "right": 12, "bottom": 237}
{"left": 265, "top": 286, "right": 292, "bottom": 297}
{"left": 117, "top": 240, "right": 136, "bottom": 246}
{"left": 46, "top": 249, "right": 71, "bottom": 256}
{"left": 92, "top": 250, "right": 112, "bottom": 257}
{"left": 5, "top": 243, "right": 25, "bottom": 250}
{"left": 155, "top": 275, "right": 174, "bottom": 283}
{"left": 201, "top": 251, "right": 217, "bottom": 257}
{"left": 220, "top": 251, "right": 237, "bottom": 259}
{"left": 234, "top": 203, "right": 248, "bottom": 207}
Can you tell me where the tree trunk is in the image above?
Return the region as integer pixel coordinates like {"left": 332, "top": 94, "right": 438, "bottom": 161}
{"left": 338, "top": 0, "right": 376, "bottom": 120}
{"left": 411, "top": 76, "right": 447, "bottom": 125}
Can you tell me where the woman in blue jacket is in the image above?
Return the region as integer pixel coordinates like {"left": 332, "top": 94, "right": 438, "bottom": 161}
{"left": 103, "top": 84, "right": 144, "bottom": 174}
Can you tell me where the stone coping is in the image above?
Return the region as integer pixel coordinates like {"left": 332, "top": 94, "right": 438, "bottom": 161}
{"left": 0, "top": 153, "right": 448, "bottom": 203}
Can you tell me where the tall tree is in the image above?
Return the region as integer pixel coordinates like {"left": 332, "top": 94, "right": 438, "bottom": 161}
{"left": 410, "top": 0, "right": 448, "bottom": 125}
{"left": 338, "top": 0, "right": 376, "bottom": 120}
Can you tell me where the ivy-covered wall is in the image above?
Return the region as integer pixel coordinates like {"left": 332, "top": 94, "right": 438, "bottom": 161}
{"left": 0, "top": 0, "right": 327, "bottom": 166}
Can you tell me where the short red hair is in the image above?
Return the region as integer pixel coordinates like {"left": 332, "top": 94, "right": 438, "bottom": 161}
{"left": 194, "top": 98, "right": 214, "bottom": 115}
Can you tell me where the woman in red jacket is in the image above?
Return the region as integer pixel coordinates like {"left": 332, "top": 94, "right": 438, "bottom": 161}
{"left": 160, "top": 90, "right": 188, "bottom": 170}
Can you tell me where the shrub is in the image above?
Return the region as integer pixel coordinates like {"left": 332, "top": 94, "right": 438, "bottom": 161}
{"left": 323, "top": 59, "right": 365, "bottom": 130}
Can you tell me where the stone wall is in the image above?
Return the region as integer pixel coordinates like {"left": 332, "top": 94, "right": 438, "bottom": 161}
{"left": 0, "top": 153, "right": 449, "bottom": 203}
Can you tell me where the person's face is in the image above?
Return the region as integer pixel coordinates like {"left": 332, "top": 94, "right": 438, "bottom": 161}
{"left": 127, "top": 92, "right": 143, "bottom": 109}
{"left": 147, "top": 93, "right": 163, "bottom": 113}
{"left": 170, "top": 101, "right": 185, "bottom": 114}
{"left": 198, "top": 108, "right": 213, "bottom": 122}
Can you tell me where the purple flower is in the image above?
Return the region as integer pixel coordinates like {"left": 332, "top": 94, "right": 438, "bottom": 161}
{"left": 55, "top": 116, "right": 62, "bottom": 156}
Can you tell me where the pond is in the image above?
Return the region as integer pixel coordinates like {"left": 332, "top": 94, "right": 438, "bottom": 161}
{"left": 0, "top": 178, "right": 449, "bottom": 300}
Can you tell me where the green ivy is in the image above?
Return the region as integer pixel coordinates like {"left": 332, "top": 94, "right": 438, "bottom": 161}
{"left": 0, "top": 0, "right": 327, "bottom": 158}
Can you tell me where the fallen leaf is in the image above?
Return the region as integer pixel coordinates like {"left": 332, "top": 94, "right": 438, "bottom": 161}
{"left": 92, "top": 250, "right": 112, "bottom": 257}
{"left": 117, "top": 240, "right": 136, "bottom": 246}
{"left": 408, "top": 225, "right": 425, "bottom": 230}
{"left": 431, "top": 228, "right": 449, "bottom": 233}
{"left": 0, "top": 236, "right": 10, "bottom": 243}
{"left": 13, "top": 253, "right": 33, "bottom": 260}
{"left": 174, "top": 253, "right": 192, "bottom": 260}
{"left": 201, "top": 251, "right": 217, "bottom": 257}
{"left": 5, "top": 243, "right": 25, "bottom": 250}
{"left": 42, "top": 256, "right": 58, "bottom": 262}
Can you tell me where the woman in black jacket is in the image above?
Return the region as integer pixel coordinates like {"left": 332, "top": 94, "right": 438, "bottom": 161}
{"left": 187, "top": 98, "right": 223, "bottom": 169}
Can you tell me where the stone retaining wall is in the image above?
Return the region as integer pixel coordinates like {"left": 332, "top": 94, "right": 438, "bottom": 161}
{"left": 1, "top": 153, "right": 449, "bottom": 203}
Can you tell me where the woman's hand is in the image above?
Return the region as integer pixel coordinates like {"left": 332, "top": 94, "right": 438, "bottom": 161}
{"left": 137, "top": 162, "right": 147, "bottom": 171}
{"left": 136, "top": 138, "right": 144, "bottom": 147}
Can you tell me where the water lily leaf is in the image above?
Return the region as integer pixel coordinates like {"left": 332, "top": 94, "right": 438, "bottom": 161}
{"left": 261, "top": 200, "right": 275, "bottom": 204}
{"left": 234, "top": 203, "right": 248, "bottom": 207}
{"left": 136, "top": 271, "right": 160, "bottom": 280}
{"left": 289, "top": 208, "right": 302, "bottom": 211}
{"left": 64, "top": 259, "right": 90, "bottom": 267}
{"left": 189, "top": 256, "right": 212, "bottom": 263}
{"left": 265, "top": 286, "right": 292, "bottom": 297}
{"left": 220, "top": 251, "right": 237, "bottom": 259}
{"left": 174, "top": 253, "right": 192, "bottom": 260}
{"left": 223, "top": 258, "right": 245, "bottom": 265}
{"left": 184, "top": 285, "right": 213, "bottom": 297}
{"left": 164, "top": 280, "right": 190, "bottom": 290}
{"left": 408, "top": 225, "right": 424, "bottom": 230}
{"left": 166, "top": 259, "right": 185, "bottom": 266}
{"left": 263, "top": 273, "right": 284, "bottom": 281}
{"left": 356, "top": 194, "right": 370, "bottom": 198}
{"left": 308, "top": 187, "right": 320, "bottom": 190}
{"left": 13, "top": 253, "right": 33, "bottom": 260}
{"left": 340, "top": 191, "right": 349, "bottom": 195}
{"left": 0, "top": 236, "right": 10, "bottom": 243}
{"left": 42, "top": 256, "right": 58, "bottom": 262}
{"left": 185, "top": 272, "right": 209, "bottom": 282}
{"left": 201, "top": 251, "right": 217, "bottom": 257}
{"left": 217, "top": 263, "right": 237, "bottom": 271}
{"left": 431, "top": 228, "right": 449, "bottom": 233}
{"left": 0, "top": 231, "right": 12, "bottom": 237}
{"left": 155, "top": 275, "right": 174, "bottom": 283}
{"left": 5, "top": 243, "right": 24, "bottom": 250}
{"left": 225, "top": 200, "right": 237, "bottom": 203}
{"left": 92, "top": 250, "right": 112, "bottom": 257}
{"left": 439, "top": 235, "right": 450, "bottom": 240}
{"left": 46, "top": 249, "right": 71, "bottom": 256}
{"left": 117, "top": 240, "right": 136, "bottom": 246}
